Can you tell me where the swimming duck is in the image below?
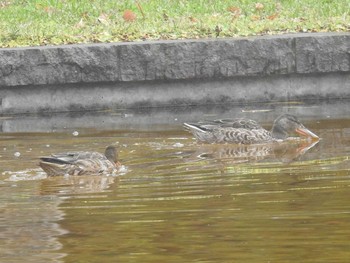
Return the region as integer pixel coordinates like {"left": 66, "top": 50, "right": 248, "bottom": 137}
{"left": 39, "top": 145, "right": 120, "bottom": 176}
{"left": 184, "top": 114, "right": 319, "bottom": 144}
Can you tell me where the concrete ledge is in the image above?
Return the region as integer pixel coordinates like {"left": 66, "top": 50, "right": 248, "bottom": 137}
{"left": 1, "top": 32, "right": 349, "bottom": 86}
{"left": 1, "top": 72, "right": 349, "bottom": 114}
{"left": 0, "top": 32, "right": 349, "bottom": 114}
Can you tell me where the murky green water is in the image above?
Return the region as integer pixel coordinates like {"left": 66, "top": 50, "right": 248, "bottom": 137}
{"left": 1, "top": 104, "right": 350, "bottom": 263}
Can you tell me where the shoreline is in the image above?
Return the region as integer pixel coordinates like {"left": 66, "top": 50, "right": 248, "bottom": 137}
{"left": 0, "top": 32, "right": 349, "bottom": 114}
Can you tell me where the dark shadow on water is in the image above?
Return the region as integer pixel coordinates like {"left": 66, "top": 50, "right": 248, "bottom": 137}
{"left": 0, "top": 99, "right": 349, "bottom": 133}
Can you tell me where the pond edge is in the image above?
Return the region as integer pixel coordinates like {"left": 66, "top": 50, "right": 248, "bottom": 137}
{"left": 0, "top": 32, "right": 349, "bottom": 114}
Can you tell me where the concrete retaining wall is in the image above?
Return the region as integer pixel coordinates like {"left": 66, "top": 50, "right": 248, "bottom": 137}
{"left": 0, "top": 32, "right": 349, "bottom": 114}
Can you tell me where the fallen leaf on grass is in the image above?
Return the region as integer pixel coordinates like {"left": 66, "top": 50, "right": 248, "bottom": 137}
{"left": 251, "top": 15, "right": 260, "bottom": 21}
{"left": 135, "top": 0, "right": 145, "bottom": 19}
{"left": 35, "top": 4, "right": 56, "bottom": 15}
{"left": 43, "top": 6, "right": 56, "bottom": 14}
{"left": 123, "top": 10, "right": 136, "bottom": 22}
{"left": 215, "top": 25, "right": 222, "bottom": 37}
{"left": 275, "top": 2, "right": 282, "bottom": 12}
{"left": 141, "top": 34, "right": 150, "bottom": 40}
{"left": 189, "top": 16, "right": 197, "bottom": 22}
{"left": 75, "top": 18, "right": 85, "bottom": 29}
{"left": 163, "top": 13, "right": 169, "bottom": 21}
{"left": 81, "top": 11, "right": 89, "bottom": 18}
{"left": 98, "top": 13, "right": 110, "bottom": 25}
{"left": 0, "top": 1, "right": 11, "bottom": 8}
{"left": 267, "top": 13, "right": 279, "bottom": 20}
{"left": 227, "top": 6, "right": 241, "bottom": 18}
{"left": 255, "top": 3, "right": 264, "bottom": 11}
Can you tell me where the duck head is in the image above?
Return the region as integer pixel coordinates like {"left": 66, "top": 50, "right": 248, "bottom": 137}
{"left": 105, "top": 145, "right": 119, "bottom": 164}
{"left": 271, "top": 114, "right": 319, "bottom": 140}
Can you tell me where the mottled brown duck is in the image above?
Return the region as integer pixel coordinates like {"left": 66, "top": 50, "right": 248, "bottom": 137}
{"left": 39, "top": 145, "right": 120, "bottom": 176}
{"left": 184, "top": 114, "right": 319, "bottom": 144}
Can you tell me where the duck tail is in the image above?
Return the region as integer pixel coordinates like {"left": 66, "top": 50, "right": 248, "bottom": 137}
{"left": 184, "top": 123, "right": 217, "bottom": 143}
{"left": 39, "top": 157, "right": 71, "bottom": 165}
{"left": 39, "top": 161, "right": 68, "bottom": 176}
{"left": 183, "top": 123, "right": 207, "bottom": 133}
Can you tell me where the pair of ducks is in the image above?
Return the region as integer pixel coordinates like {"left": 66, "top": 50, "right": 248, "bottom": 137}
{"left": 39, "top": 114, "right": 319, "bottom": 176}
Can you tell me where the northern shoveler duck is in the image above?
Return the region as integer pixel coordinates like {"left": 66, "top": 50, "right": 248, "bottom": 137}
{"left": 184, "top": 114, "right": 319, "bottom": 144}
{"left": 39, "top": 145, "right": 120, "bottom": 176}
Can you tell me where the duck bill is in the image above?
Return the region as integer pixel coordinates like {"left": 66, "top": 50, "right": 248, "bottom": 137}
{"left": 296, "top": 127, "right": 319, "bottom": 140}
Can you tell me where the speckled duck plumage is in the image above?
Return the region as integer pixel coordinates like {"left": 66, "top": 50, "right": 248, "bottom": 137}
{"left": 39, "top": 145, "right": 120, "bottom": 176}
{"left": 184, "top": 114, "right": 319, "bottom": 144}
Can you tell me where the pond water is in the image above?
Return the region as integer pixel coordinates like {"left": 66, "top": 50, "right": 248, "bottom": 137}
{"left": 1, "top": 102, "right": 350, "bottom": 263}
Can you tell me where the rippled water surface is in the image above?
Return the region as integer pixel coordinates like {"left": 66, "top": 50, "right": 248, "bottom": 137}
{"left": 1, "top": 103, "right": 350, "bottom": 263}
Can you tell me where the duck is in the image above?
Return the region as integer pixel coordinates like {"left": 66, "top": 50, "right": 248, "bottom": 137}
{"left": 39, "top": 145, "right": 120, "bottom": 176}
{"left": 184, "top": 114, "right": 319, "bottom": 144}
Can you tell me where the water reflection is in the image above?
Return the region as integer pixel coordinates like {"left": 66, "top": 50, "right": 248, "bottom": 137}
{"left": 40, "top": 175, "right": 118, "bottom": 195}
{"left": 0, "top": 181, "right": 67, "bottom": 263}
{"left": 0, "top": 103, "right": 349, "bottom": 262}
{"left": 186, "top": 139, "right": 320, "bottom": 164}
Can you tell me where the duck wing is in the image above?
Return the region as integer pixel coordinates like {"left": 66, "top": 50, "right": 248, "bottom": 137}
{"left": 208, "top": 118, "right": 263, "bottom": 129}
{"left": 185, "top": 118, "right": 262, "bottom": 131}
{"left": 50, "top": 151, "right": 106, "bottom": 163}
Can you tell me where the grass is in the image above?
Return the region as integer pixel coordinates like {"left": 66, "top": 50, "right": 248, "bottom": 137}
{"left": 0, "top": 0, "right": 349, "bottom": 47}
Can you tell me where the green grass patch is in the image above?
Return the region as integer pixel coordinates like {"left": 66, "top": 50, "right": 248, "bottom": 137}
{"left": 0, "top": 0, "right": 349, "bottom": 47}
